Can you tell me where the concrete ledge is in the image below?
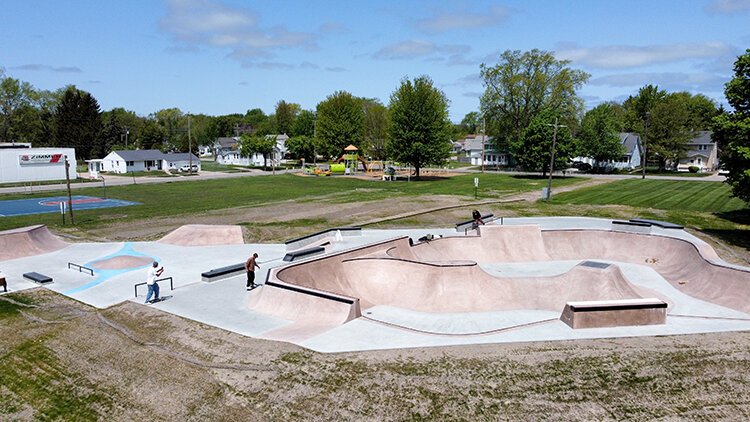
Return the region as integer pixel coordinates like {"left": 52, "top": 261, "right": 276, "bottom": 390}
{"left": 201, "top": 263, "right": 245, "bottom": 282}
{"left": 560, "top": 298, "right": 667, "bottom": 329}
{"left": 283, "top": 246, "right": 325, "bottom": 262}
{"left": 23, "top": 272, "right": 53, "bottom": 284}
{"left": 285, "top": 227, "right": 361, "bottom": 251}
{"left": 611, "top": 220, "right": 652, "bottom": 234}
{"left": 629, "top": 218, "right": 684, "bottom": 229}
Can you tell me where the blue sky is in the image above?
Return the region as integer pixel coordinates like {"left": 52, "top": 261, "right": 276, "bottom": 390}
{"left": 2, "top": 0, "right": 749, "bottom": 122}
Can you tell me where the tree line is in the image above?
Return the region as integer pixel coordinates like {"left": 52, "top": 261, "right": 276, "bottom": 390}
{"left": 1, "top": 48, "right": 748, "bottom": 202}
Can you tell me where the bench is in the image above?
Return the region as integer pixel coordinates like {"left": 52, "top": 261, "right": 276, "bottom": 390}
{"left": 560, "top": 298, "right": 667, "bottom": 329}
{"left": 283, "top": 246, "right": 325, "bottom": 262}
{"left": 201, "top": 263, "right": 246, "bottom": 282}
{"left": 629, "top": 219, "right": 684, "bottom": 229}
{"left": 23, "top": 272, "right": 53, "bottom": 284}
{"left": 455, "top": 213, "right": 495, "bottom": 233}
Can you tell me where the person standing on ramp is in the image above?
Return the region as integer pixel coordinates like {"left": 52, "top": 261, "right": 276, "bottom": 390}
{"left": 245, "top": 253, "right": 260, "bottom": 290}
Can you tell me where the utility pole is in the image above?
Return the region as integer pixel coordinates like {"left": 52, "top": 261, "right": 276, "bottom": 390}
{"left": 480, "top": 118, "right": 486, "bottom": 173}
{"left": 545, "top": 118, "right": 567, "bottom": 201}
{"left": 641, "top": 112, "right": 650, "bottom": 179}
{"left": 188, "top": 114, "right": 193, "bottom": 175}
{"left": 64, "top": 155, "right": 75, "bottom": 224}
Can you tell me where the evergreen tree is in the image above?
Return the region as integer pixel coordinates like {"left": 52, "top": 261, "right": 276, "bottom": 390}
{"left": 54, "top": 87, "right": 102, "bottom": 160}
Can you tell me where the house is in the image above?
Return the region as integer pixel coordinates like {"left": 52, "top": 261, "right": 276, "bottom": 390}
{"left": 213, "top": 134, "right": 289, "bottom": 167}
{"left": 460, "top": 135, "right": 509, "bottom": 166}
{"left": 100, "top": 150, "right": 200, "bottom": 174}
{"left": 676, "top": 131, "right": 718, "bottom": 172}
{"left": 575, "top": 132, "right": 643, "bottom": 170}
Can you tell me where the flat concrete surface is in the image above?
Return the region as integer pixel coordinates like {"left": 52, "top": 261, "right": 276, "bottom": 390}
{"left": 2, "top": 218, "right": 749, "bottom": 353}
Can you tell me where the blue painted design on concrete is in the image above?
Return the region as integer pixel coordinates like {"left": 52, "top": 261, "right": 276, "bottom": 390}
{"left": 64, "top": 243, "right": 158, "bottom": 295}
{"left": 0, "top": 195, "right": 140, "bottom": 217}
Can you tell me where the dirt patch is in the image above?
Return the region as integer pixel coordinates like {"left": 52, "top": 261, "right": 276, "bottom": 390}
{"left": 2, "top": 289, "right": 750, "bottom": 420}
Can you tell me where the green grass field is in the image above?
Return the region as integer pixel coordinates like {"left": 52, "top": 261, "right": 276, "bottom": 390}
{"left": 0, "top": 173, "right": 584, "bottom": 231}
{"left": 553, "top": 179, "right": 746, "bottom": 213}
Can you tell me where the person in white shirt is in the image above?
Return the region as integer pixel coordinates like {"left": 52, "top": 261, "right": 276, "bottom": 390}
{"left": 145, "top": 261, "right": 164, "bottom": 304}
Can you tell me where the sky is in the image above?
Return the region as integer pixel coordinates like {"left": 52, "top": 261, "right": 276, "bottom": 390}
{"left": 1, "top": 0, "right": 749, "bottom": 122}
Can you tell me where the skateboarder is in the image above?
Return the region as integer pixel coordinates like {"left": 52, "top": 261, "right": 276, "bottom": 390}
{"left": 145, "top": 261, "right": 164, "bottom": 304}
{"left": 471, "top": 209, "right": 485, "bottom": 229}
{"left": 245, "top": 253, "right": 260, "bottom": 289}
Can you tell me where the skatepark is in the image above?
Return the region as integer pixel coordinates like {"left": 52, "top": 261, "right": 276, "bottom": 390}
{"left": 1, "top": 217, "right": 750, "bottom": 353}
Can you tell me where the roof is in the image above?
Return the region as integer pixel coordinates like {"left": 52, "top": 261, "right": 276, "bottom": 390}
{"left": 620, "top": 133, "right": 640, "bottom": 155}
{"left": 215, "top": 137, "right": 239, "bottom": 148}
{"left": 461, "top": 135, "right": 492, "bottom": 152}
{"left": 163, "top": 152, "right": 200, "bottom": 162}
{"left": 113, "top": 149, "right": 164, "bottom": 161}
{"left": 344, "top": 144, "right": 358, "bottom": 151}
{"left": 687, "top": 131, "right": 713, "bottom": 145}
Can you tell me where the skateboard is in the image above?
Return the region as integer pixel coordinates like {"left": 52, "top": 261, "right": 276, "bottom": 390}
{"left": 247, "top": 284, "right": 260, "bottom": 291}
{"left": 148, "top": 295, "right": 172, "bottom": 304}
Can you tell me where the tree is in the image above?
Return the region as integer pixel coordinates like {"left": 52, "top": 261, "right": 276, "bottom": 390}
{"left": 54, "top": 87, "right": 102, "bottom": 160}
{"left": 292, "top": 109, "right": 315, "bottom": 137}
{"left": 315, "top": 91, "right": 364, "bottom": 159}
{"left": 512, "top": 109, "right": 575, "bottom": 175}
{"left": 139, "top": 120, "right": 166, "bottom": 150}
{"left": 0, "top": 74, "right": 36, "bottom": 143}
{"left": 275, "top": 100, "right": 300, "bottom": 135}
{"left": 153, "top": 108, "right": 186, "bottom": 151}
{"left": 362, "top": 99, "right": 389, "bottom": 160}
{"left": 480, "top": 49, "right": 589, "bottom": 151}
{"left": 239, "top": 134, "right": 275, "bottom": 168}
{"left": 578, "top": 103, "right": 624, "bottom": 169}
{"left": 461, "top": 111, "right": 481, "bottom": 134}
{"left": 387, "top": 76, "right": 452, "bottom": 178}
{"left": 648, "top": 93, "right": 693, "bottom": 170}
{"left": 713, "top": 49, "right": 750, "bottom": 204}
{"left": 285, "top": 135, "right": 317, "bottom": 162}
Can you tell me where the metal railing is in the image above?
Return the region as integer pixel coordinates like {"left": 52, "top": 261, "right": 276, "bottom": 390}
{"left": 134, "top": 277, "right": 174, "bottom": 298}
{"left": 68, "top": 262, "right": 94, "bottom": 276}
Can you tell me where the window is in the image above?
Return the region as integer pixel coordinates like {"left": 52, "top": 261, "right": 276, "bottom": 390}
{"left": 126, "top": 161, "right": 134, "bottom": 166}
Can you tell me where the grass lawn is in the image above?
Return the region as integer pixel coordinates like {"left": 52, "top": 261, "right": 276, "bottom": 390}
{"left": 552, "top": 179, "right": 745, "bottom": 213}
{"left": 0, "top": 173, "right": 586, "bottom": 231}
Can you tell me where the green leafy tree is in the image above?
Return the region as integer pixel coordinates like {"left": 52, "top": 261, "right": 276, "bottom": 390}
{"left": 275, "top": 100, "right": 300, "bottom": 135}
{"left": 648, "top": 93, "right": 694, "bottom": 170}
{"left": 54, "top": 87, "right": 102, "bottom": 160}
{"left": 387, "top": 76, "right": 452, "bottom": 178}
{"left": 480, "top": 49, "right": 589, "bottom": 151}
{"left": 139, "top": 119, "right": 166, "bottom": 150}
{"left": 362, "top": 98, "right": 389, "bottom": 160}
{"left": 578, "top": 103, "right": 625, "bottom": 168}
{"left": 512, "top": 110, "right": 576, "bottom": 175}
{"left": 239, "top": 134, "right": 275, "bottom": 168}
{"left": 292, "top": 109, "right": 316, "bottom": 137}
{"left": 316, "top": 91, "right": 365, "bottom": 159}
{"left": 153, "top": 108, "right": 186, "bottom": 151}
{"left": 713, "top": 48, "right": 750, "bottom": 204}
{"left": 209, "top": 114, "right": 244, "bottom": 138}
{"left": 0, "top": 74, "right": 37, "bottom": 143}
{"left": 285, "top": 135, "right": 318, "bottom": 162}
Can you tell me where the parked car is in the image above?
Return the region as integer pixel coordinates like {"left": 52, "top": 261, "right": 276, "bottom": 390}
{"left": 179, "top": 164, "right": 199, "bottom": 172}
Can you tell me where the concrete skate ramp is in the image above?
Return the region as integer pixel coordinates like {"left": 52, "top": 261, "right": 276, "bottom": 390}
{"left": 0, "top": 225, "right": 68, "bottom": 261}
{"left": 248, "top": 283, "right": 359, "bottom": 342}
{"left": 280, "top": 257, "right": 648, "bottom": 313}
{"left": 542, "top": 230, "right": 750, "bottom": 314}
{"left": 387, "top": 225, "right": 550, "bottom": 263}
{"left": 158, "top": 224, "right": 244, "bottom": 246}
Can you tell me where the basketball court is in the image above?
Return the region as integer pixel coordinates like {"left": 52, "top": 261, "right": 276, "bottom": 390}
{"left": 0, "top": 195, "right": 139, "bottom": 217}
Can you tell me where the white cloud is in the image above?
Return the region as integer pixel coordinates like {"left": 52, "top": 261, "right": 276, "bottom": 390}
{"left": 555, "top": 42, "right": 733, "bottom": 69}
{"left": 161, "top": 0, "right": 316, "bottom": 62}
{"left": 589, "top": 71, "right": 728, "bottom": 92}
{"left": 325, "top": 66, "right": 347, "bottom": 72}
{"left": 10, "top": 64, "right": 82, "bottom": 73}
{"left": 705, "top": 0, "right": 750, "bottom": 13}
{"left": 417, "top": 6, "right": 511, "bottom": 33}
{"left": 373, "top": 40, "right": 470, "bottom": 61}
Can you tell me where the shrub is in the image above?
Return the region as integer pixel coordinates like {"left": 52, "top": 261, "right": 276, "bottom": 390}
{"left": 689, "top": 166, "right": 700, "bottom": 173}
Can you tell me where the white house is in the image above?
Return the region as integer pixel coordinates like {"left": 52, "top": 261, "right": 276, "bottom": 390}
{"left": 213, "top": 134, "right": 288, "bottom": 167}
{"left": 461, "top": 135, "right": 509, "bottom": 166}
{"left": 677, "top": 131, "right": 718, "bottom": 172}
{"left": 575, "top": 132, "right": 643, "bottom": 170}
{"left": 0, "top": 147, "right": 77, "bottom": 183}
{"left": 100, "top": 150, "right": 200, "bottom": 174}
